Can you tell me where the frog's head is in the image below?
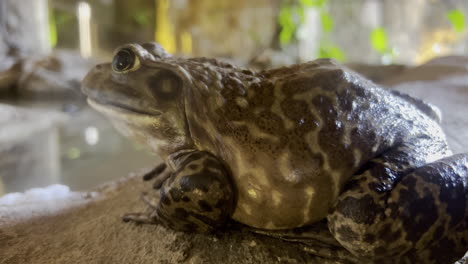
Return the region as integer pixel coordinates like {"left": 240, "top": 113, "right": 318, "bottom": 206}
{"left": 81, "top": 42, "right": 192, "bottom": 157}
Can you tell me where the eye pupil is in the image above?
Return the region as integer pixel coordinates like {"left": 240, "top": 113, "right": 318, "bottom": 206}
{"left": 113, "top": 49, "right": 135, "bottom": 71}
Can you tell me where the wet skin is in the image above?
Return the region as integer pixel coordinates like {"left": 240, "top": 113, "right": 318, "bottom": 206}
{"left": 82, "top": 42, "right": 468, "bottom": 263}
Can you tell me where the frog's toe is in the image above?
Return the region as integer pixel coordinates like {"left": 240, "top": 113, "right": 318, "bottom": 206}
{"left": 141, "top": 192, "right": 159, "bottom": 208}
{"left": 140, "top": 163, "right": 173, "bottom": 190}
{"left": 142, "top": 163, "right": 167, "bottom": 181}
{"left": 152, "top": 170, "right": 171, "bottom": 189}
{"left": 122, "top": 212, "right": 158, "bottom": 224}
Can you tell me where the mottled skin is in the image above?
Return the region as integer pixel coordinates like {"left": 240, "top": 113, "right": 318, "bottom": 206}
{"left": 81, "top": 42, "right": 468, "bottom": 263}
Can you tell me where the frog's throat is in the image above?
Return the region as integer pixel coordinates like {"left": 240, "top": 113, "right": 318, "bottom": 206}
{"left": 87, "top": 98, "right": 161, "bottom": 118}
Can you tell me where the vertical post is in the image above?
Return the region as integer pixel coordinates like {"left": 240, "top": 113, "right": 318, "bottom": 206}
{"left": 77, "top": 1, "right": 92, "bottom": 58}
{"left": 0, "top": 0, "right": 51, "bottom": 58}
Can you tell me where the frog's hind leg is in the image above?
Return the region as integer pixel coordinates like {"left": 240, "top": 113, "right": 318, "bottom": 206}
{"left": 328, "top": 138, "right": 468, "bottom": 263}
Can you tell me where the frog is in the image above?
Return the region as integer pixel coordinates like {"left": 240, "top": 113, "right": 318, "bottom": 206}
{"left": 81, "top": 42, "right": 468, "bottom": 264}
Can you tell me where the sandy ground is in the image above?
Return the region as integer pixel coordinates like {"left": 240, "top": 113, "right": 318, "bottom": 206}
{"left": 1, "top": 174, "right": 340, "bottom": 264}
{"left": 1, "top": 57, "right": 468, "bottom": 264}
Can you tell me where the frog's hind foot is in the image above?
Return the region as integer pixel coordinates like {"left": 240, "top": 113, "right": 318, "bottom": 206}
{"left": 302, "top": 244, "right": 363, "bottom": 264}
{"left": 250, "top": 220, "right": 340, "bottom": 247}
{"left": 122, "top": 212, "right": 158, "bottom": 225}
{"left": 122, "top": 193, "right": 160, "bottom": 225}
{"left": 249, "top": 222, "right": 361, "bottom": 263}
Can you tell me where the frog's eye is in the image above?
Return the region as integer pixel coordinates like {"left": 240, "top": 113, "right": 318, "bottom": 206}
{"left": 112, "top": 48, "right": 140, "bottom": 72}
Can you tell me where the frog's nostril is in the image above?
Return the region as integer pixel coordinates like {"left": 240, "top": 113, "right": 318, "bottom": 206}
{"left": 96, "top": 64, "right": 103, "bottom": 70}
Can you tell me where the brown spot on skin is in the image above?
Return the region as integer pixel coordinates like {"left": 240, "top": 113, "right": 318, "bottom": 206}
{"left": 337, "top": 88, "right": 354, "bottom": 112}
{"left": 160, "top": 195, "right": 171, "bottom": 206}
{"left": 255, "top": 111, "right": 285, "bottom": 134}
{"left": 335, "top": 225, "right": 359, "bottom": 242}
{"left": 198, "top": 200, "right": 213, "bottom": 212}
{"left": 241, "top": 69, "right": 253, "bottom": 75}
{"left": 343, "top": 178, "right": 365, "bottom": 191}
{"left": 174, "top": 208, "right": 189, "bottom": 219}
{"left": 202, "top": 156, "right": 224, "bottom": 171}
{"left": 188, "top": 164, "right": 199, "bottom": 171}
{"left": 363, "top": 233, "right": 376, "bottom": 243}
{"left": 397, "top": 181, "right": 438, "bottom": 243}
{"left": 367, "top": 164, "right": 399, "bottom": 193}
{"left": 349, "top": 126, "right": 378, "bottom": 159}
{"left": 183, "top": 223, "right": 198, "bottom": 232}
{"left": 250, "top": 81, "right": 275, "bottom": 108}
{"left": 388, "top": 201, "right": 400, "bottom": 219}
{"left": 374, "top": 246, "right": 387, "bottom": 256}
{"left": 312, "top": 94, "right": 356, "bottom": 171}
{"left": 417, "top": 162, "right": 466, "bottom": 227}
{"left": 335, "top": 194, "right": 382, "bottom": 225}
{"left": 281, "top": 99, "right": 309, "bottom": 122}
{"left": 147, "top": 70, "right": 182, "bottom": 101}
{"left": 169, "top": 188, "right": 183, "bottom": 202}
{"left": 179, "top": 173, "right": 212, "bottom": 193}
{"left": 217, "top": 101, "right": 245, "bottom": 121}
{"left": 184, "top": 152, "right": 204, "bottom": 163}
{"left": 433, "top": 225, "right": 445, "bottom": 241}
{"left": 428, "top": 237, "right": 458, "bottom": 264}
{"left": 378, "top": 223, "right": 402, "bottom": 243}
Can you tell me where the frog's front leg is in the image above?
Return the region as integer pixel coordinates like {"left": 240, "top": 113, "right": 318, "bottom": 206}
{"left": 328, "top": 140, "right": 468, "bottom": 263}
{"left": 124, "top": 150, "right": 236, "bottom": 233}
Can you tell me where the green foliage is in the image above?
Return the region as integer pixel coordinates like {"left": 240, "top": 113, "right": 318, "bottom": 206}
{"left": 447, "top": 9, "right": 465, "bottom": 33}
{"left": 55, "top": 12, "right": 74, "bottom": 26}
{"left": 48, "top": 11, "right": 74, "bottom": 48}
{"left": 370, "top": 27, "right": 388, "bottom": 54}
{"left": 279, "top": 5, "right": 296, "bottom": 45}
{"left": 48, "top": 9, "right": 57, "bottom": 47}
{"left": 278, "top": 0, "right": 345, "bottom": 62}
{"left": 299, "top": 0, "right": 326, "bottom": 8}
{"left": 319, "top": 42, "right": 345, "bottom": 62}
{"left": 320, "top": 11, "right": 333, "bottom": 33}
{"left": 133, "top": 10, "right": 151, "bottom": 26}
{"left": 279, "top": 0, "right": 331, "bottom": 45}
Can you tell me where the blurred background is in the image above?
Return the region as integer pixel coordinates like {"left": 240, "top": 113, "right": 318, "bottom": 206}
{"left": 0, "top": 0, "right": 467, "bottom": 196}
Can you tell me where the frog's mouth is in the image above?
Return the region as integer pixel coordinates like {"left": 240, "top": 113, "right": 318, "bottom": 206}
{"left": 87, "top": 98, "right": 162, "bottom": 117}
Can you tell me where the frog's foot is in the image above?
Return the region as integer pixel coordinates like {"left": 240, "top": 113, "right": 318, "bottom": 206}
{"left": 250, "top": 220, "right": 340, "bottom": 247}
{"left": 249, "top": 221, "right": 361, "bottom": 263}
{"left": 328, "top": 147, "right": 468, "bottom": 263}
{"left": 121, "top": 193, "right": 159, "bottom": 224}
{"left": 302, "top": 244, "right": 364, "bottom": 263}
{"left": 125, "top": 151, "right": 236, "bottom": 233}
{"left": 141, "top": 163, "right": 172, "bottom": 189}
{"left": 122, "top": 212, "right": 158, "bottom": 225}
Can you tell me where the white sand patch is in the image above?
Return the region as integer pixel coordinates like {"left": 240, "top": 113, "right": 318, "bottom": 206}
{"left": 0, "top": 184, "right": 97, "bottom": 226}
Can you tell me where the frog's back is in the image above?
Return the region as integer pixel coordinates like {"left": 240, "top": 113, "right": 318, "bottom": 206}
{"left": 184, "top": 58, "right": 447, "bottom": 229}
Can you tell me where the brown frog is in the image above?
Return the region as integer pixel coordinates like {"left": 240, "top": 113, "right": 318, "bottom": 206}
{"left": 81, "top": 42, "right": 468, "bottom": 263}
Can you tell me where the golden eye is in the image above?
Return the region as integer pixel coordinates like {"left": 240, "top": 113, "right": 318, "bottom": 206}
{"left": 112, "top": 48, "right": 140, "bottom": 72}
